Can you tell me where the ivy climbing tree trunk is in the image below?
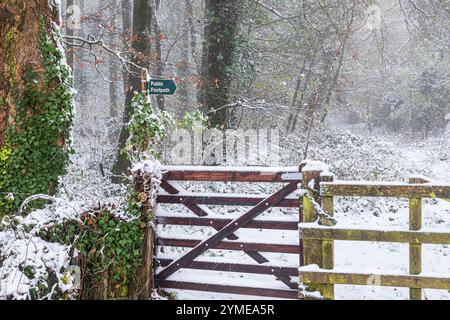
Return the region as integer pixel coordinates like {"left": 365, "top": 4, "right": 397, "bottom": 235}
{"left": 113, "top": 0, "right": 152, "bottom": 179}
{"left": 0, "top": 0, "right": 73, "bottom": 214}
{"left": 198, "top": 0, "right": 243, "bottom": 129}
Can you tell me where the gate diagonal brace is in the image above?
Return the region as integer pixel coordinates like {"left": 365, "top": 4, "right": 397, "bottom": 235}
{"left": 159, "top": 182, "right": 270, "bottom": 263}
{"left": 160, "top": 181, "right": 278, "bottom": 260}
{"left": 157, "top": 182, "right": 299, "bottom": 280}
{"left": 244, "top": 251, "right": 269, "bottom": 264}
{"left": 159, "top": 181, "right": 239, "bottom": 240}
{"left": 160, "top": 182, "right": 267, "bottom": 262}
{"left": 275, "top": 274, "right": 298, "bottom": 290}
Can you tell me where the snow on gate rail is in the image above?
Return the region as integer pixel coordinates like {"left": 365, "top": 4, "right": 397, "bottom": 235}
{"left": 155, "top": 165, "right": 303, "bottom": 299}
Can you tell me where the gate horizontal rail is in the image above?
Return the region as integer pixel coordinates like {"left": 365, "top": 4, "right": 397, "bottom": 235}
{"left": 157, "top": 238, "right": 300, "bottom": 253}
{"left": 156, "top": 280, "right": 299, "bottom": 299}
{"left": 156, "top": 216, "right": 299, "bottom": 230}
{"left": 162, "top": 165, "right": 301, "bottom": 183}
{"left": 158, "top": 259, "right": 298, "bottom": 276}
{"left": 157, "top": 194, "right": 299, "bottom": 207}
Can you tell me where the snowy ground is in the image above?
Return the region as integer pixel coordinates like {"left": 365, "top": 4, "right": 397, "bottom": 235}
{"left": 1, "top": 123, "right": 449, "bottom": 300}
{"left": 0, "top": 201, "right": 82, "bottom": 299}
{"left": 157, "top": 131, "right": 450, "bottom": 300}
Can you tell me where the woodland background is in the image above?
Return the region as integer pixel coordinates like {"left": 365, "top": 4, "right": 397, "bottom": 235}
{"left": 63, "top": 0, "right": 450, "bottom": 180}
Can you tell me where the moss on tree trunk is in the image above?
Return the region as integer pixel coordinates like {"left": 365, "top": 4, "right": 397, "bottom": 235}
{"left": 0, "top": 0, "right": 73, "bottom": 215}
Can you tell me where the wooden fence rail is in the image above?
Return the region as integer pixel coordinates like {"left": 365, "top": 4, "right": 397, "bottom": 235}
{"left": 299, "top": 270, "right": 450, "bottom": 290}
{"left": 299, "top": 169, "right": 450, "bottom": 300}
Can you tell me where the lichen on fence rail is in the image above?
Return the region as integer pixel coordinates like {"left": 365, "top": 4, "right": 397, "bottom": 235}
{"left": 299, "top": 164, "right": 450, "bottom": 300}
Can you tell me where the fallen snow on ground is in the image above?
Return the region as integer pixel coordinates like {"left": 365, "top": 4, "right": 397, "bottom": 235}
{"left": 0, "top": 202, "right": 82, "bottom": 300}
{"left": 2, "top": 125, "right": 449, "bottom": 300}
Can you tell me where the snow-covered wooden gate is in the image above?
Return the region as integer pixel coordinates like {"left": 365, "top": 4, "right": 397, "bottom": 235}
{"left": 155, "top": 166, "right": 303, "bottom": 299}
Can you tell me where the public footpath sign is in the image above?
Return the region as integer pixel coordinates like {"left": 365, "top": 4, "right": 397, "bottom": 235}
{"left": 147, "top": 79, "right": 177, "bottom": 95}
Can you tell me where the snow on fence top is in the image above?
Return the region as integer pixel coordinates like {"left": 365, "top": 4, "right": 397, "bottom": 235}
{"left": 321, "top": 180, "right": 450, "bottom": 187}
{"left": 408, "top": 174, "right": 433, "bottom": 183}
{"left": 301, "top": 160, "right": 329, "bottom": 173}
{"left": 132, "top": 159, "right": 162, "bottom": 176}
{"left": 323, "top": 180, "right": 409, "bottom": 186}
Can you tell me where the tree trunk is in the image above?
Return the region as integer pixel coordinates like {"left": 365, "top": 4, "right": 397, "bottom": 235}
{"left": 0, "top": 0, "right": 73, "bottom": 214}
{"left": 150, "top": 0, "right": 165, "bottom": 110}
{"left": 185, "top": 0, "right": 200, "bottom": 75}
{"left": 109, "top": 0, "right": 119, "bottom": 119}
{"left": 198, "top": 0, "right": 242, "bottom": 129}
{"left": 113, "top": 0, "right": 152, "bottom": 179}
{"left": 289, "top": 45, "right": 319, "bottom": 133}
{"left": 286, "top": 51, "right": 310, "bottom": 132}
{"left": 121, "top": 0, "right": 132, "bottom": 117}
{"left": 65, "top": 0, "right": 74, "bottom": 70}
{"left": 178, "top": 0, "right": 192, "bottom": 107}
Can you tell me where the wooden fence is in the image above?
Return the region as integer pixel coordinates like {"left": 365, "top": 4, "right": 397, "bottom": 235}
{"left": 155, "top": 166, "right": 303, "bottom": 299}
{"left": 152, "top": 162, "right": 450, "bottom": 300}
{"left": 299, "top": 168, "right": 450, "bottom": 300}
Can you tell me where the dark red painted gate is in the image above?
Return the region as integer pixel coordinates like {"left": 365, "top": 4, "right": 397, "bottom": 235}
{"left": 155, "top": 166, "right": 303, "bottom": 299}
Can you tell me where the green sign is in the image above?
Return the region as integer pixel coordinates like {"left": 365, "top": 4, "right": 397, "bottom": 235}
{"left": 147, "top": 79, "right": 177, "bottom": 95}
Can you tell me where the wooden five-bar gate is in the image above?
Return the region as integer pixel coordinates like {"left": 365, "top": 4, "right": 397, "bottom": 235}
{"left": 152, "top": 162, "right": 450, "bottom": 300}
{"left": 155, "top": 165, "right": 304, "bottom": 299}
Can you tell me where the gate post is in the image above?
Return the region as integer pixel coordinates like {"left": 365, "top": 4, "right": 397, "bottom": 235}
{"left": 320, "top": 172, "right": 335, "bottom": 300}
{"left": 299, "top": 160, "right": 330, "bottom": 299}
{"left": 409, "top": 177, "right": 423, "bottom": 300}
{"left": 129, "top": 169, "right": 158, "bottom": 300}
